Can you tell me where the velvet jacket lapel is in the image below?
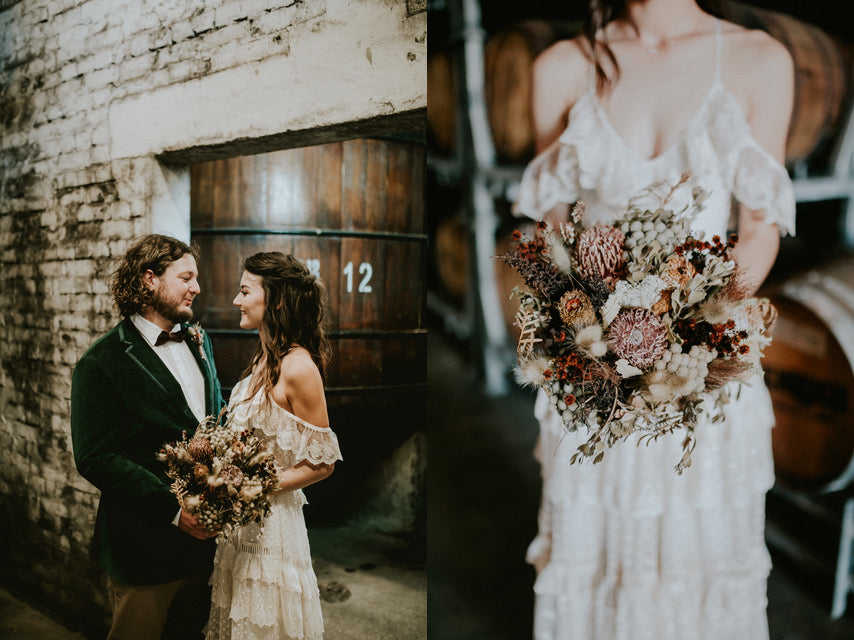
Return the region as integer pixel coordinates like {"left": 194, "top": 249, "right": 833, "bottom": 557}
{"left": 117, "top": 317, "right": 200, "bottom": 426}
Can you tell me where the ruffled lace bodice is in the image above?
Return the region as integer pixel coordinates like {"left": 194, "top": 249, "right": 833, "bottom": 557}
{"left": 228, "top": 377, "right": 342, "bottom": 471}
{"left": 206, "top": 378, "right": 341, "bottom": 640}
{"left": 515, "top": 59, "right": 795, "bottom": 239}
{"left": 514, "top": 21, "right": 793, "bottom": 640}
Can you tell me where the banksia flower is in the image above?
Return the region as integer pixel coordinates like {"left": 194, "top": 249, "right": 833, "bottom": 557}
{"left": 576, "top": 225, "right": 627, "bottom": 287}
{"left": 558, "top": 290, "right": 596, "bottom": 327}
{"left": 608, "top": 307, "right": 667, "bottom": 369}
{"left": 187, "top": 436, "right": 213, "bottom": 462}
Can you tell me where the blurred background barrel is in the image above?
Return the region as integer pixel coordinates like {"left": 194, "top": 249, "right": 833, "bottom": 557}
{"left": 427, "top": 20, "right": 576, "bottom": 162}
{"left": 728, "top": 4, "right": 853, "bottom": 168}
{"left": 763, "top": 258, "right": 854, "bottom": 492}
{"left": 427, "top": 5, "right": 853, "bottom": 168}
{"left": 190, "top": 138, "right": 427, "bottom": 525}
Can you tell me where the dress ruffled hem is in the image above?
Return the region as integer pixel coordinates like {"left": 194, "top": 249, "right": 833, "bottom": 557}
{"left": 533, "top": 569, "right": 770, "bottom": 640}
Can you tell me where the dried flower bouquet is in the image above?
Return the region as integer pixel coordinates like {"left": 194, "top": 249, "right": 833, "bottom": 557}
{"left": 500, "top": 173, "right": 776, "bottom": 472}
{"left": 158, "top": 409, "right": 279, "bottom": 536}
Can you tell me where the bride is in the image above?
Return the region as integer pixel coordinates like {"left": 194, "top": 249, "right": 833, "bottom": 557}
{"left": 205, "top": 251, "right": 342, "bottom": 639}
{"left": 514, "top": 0, "right": 794, "bottom": 638}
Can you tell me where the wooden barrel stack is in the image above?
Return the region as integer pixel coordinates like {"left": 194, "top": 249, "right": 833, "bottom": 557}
{"left": 427, "top": 20, "right": 576, "bottom": 162}
{"left": 191, "top": 139, "right": 427, "bottom": 521}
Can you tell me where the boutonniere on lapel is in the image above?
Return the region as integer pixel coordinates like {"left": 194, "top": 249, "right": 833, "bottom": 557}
{"left": 186, "top": 323, "right": 207, "bottom": 362}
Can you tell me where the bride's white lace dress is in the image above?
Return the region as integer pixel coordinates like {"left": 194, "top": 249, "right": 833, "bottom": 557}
{"left": 514, "top": 23, "right": 795, "bottom": 640}
{"left": 205, "top": 377, "right": 342, "bottom": 640}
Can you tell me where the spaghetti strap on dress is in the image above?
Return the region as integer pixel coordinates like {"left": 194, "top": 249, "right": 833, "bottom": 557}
{"left": 514, "top": 21, "right": 795, "bottom": 640}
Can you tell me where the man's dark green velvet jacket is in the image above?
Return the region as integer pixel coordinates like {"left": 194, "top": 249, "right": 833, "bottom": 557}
{"left": 71, "top": 316, "right": 224, "bottom": 585}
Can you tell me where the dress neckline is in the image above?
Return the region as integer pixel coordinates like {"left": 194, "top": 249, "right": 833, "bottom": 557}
{"left": 590, "top": 81, "right": 724, "bottom": 165}
{"left": 587, "top": 18, "right": 724, "bottom": 165}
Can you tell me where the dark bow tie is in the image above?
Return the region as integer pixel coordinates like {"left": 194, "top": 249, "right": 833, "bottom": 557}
{"left": 155, "top": 329, "right": 187, "bottom": 346}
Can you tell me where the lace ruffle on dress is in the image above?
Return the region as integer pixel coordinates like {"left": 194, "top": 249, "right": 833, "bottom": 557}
{"left": 206, "top": 378, "right": 342, "bottom": 640}
{"left": 514, "top": 23, "right": 795, "bottom": 640}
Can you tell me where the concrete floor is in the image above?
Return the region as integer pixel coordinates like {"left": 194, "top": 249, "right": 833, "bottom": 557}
{"left": 0, "top": 525, "right": 425, "bottom": 640}
{"left": 428, "top": 327, "right": 854, "bottom": 640}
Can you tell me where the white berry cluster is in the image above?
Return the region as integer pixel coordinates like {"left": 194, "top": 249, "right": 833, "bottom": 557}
{"left": 653, "top": 343, "right": 717, "bottom": 395}
{"left": 546, "top": 380, "right": 578, "bottom": 415}
{"left": 619, "top": 214, "right": 693, "bottom": 279}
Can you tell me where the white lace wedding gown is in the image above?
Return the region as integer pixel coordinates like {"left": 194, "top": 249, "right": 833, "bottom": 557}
{"left": 205, "top": 377, "right": 342, "bottom": 640}
{"left": 514, "top": 23, "right": 795, "bottom": 640}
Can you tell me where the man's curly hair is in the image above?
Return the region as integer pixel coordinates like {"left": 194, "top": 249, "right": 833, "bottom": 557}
{"left": 111, "top": 234, "right": 199, "bottom": 317}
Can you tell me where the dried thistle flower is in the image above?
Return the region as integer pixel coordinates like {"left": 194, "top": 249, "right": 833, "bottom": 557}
{"left": 192, "top": 463, "right": 210, "bottom": 482}
{"left": 608, "top": 307, "right": 668, "bottom": 369}
{"left": 557, "top": 289, "right": 596, "bottom": 327}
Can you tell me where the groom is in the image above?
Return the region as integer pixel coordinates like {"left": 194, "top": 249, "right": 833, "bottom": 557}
{"left": 71, "top": 234, "right": 223, "bottom": 639}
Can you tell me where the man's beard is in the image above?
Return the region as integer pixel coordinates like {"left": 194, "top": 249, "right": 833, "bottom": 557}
{"left": 150, "top": 287, "right": 193, "bottom": 324}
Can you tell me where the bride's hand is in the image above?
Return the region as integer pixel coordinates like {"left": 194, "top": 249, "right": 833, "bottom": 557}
{"left": 177, "top": 508, "right": 219, "bottom": 539}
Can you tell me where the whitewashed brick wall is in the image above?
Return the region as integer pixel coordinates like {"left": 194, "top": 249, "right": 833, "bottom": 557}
{"left": 0, "top": 0, "right": 425, "bottom": 631}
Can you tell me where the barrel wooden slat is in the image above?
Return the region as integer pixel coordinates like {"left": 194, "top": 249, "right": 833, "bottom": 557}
{"left": 389, "top": 143, "right": 423, "bottom": 234}
{"left": 191, "top": 163, "right": 215, "bottom": 229}
{"left": 338, "top": 236, "right": 381, "bottom": 331}
{"left": 341, "top": 141, "right": 368, "bottom": 231}
{"left": 321, "top": 143, "right": 344, "bottom": 229}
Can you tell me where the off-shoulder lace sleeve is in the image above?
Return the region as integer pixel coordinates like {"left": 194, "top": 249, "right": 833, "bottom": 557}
{"left": 514, "top": 138, "right": 581, "bottom": 220}
{"left": 276, "top": 416, "right": 342, "bottom": 466}
{"left": 731, "top": 140, "right": 796, "bottom": 236}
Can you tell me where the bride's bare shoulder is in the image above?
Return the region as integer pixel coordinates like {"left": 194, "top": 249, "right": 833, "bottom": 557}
{"left": 719, "top": 21, "right": 794, "bottom": 155}
{"left": 532, "top": 35, "right": 590, "bottom": 107}
{"left": 720, "top": 22, "right": 793, "bottom": 95}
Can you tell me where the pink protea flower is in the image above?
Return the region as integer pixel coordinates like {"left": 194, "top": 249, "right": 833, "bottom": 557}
{"left": 576, "top": 225, "right": 626, "bottom": 287}
{"left": 608, "top": 307, "right": 668, "bottom": 369}
{"left": 218, "top": 464, "right": 244, "bottom": 488}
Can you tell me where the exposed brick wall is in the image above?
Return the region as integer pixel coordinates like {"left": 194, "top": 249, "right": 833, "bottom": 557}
{"left": 0, "top": 0, "right": 425, "bottom": 631}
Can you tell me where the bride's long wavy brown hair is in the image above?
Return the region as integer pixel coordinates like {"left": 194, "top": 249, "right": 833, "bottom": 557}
{"left": 584, "top": 0, "right": 729, "bottom": 92}
{"left": 240, "top": 252, "right": 331, "bottom": 404}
